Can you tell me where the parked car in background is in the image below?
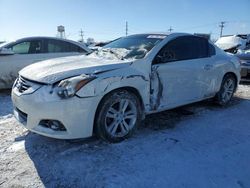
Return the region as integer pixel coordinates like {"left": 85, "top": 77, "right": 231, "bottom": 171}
{"left": 215, "top": 35, "right": 250, "bottom": 53}
{"left": 237, "top": 52, "right": 250, "bottom": 82}
{"left": 12, "top": 33, "right": 240, "bottom": 142}
{"left": 215, "top": 35, "right": 250, "bottom": 82}
{"left": 0, "top": 36, "right": 91, "bottom": 89}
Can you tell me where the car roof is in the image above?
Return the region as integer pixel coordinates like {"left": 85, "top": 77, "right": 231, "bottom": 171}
{"left": 3, "top": 36, "right": 91, "bottom": 52}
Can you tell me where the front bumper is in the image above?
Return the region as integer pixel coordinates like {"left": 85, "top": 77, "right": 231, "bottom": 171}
{"left": 12, "top": 85, "right": 100, "bottom": 139}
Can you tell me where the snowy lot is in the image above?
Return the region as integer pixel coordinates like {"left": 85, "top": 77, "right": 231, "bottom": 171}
{"left": 0, "top": 85, "right": 250, "bottom": 188}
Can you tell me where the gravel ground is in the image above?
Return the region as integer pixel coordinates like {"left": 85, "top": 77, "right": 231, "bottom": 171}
{"left": 0, "top": 85, "right": 250, "bottom": 188}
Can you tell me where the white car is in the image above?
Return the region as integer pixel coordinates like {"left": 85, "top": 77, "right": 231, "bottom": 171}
{"left": 12, "top": 33, "right": 241, "bottom": 142}
{"left": 0, "top": 36, "right": 91, "bottom": 89}
{"left": 215, "top": 35, "right": 250, "bottom": 54}
{"left": 215, "top": 35, "right": 250, "bottom": 82}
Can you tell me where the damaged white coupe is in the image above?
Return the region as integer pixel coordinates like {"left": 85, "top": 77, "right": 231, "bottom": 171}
{"left": 12, "top": 33, "right": 241, "bottom": 142}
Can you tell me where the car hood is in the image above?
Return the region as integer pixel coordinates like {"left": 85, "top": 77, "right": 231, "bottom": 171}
{"left": 19, "top": 55, "right": 131, "bottom": 84}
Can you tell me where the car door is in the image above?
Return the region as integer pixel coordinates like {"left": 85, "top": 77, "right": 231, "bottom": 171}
{"left": 150, "top": 36, "right": 214, "bottom": 110}
{"left": 0, "top": 39, "right": 44, "bottom": 88}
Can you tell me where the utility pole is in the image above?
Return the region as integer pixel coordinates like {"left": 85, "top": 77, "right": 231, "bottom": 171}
{"left": 168, "top": 26, "right": 173, "bottom": 32}
{"left": 219, "top": 21, "right": 225, "bottom": 37}
{"left": 125, "top": 21, "right": 128, "bottom": 36}
{"left": 79, "top": 29, "right": 84, "bottom": 43}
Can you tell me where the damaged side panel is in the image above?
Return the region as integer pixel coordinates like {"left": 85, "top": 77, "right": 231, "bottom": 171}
{"left": 76, "top": 68, "right": 151, "bottom": 112}
{"left": 150, "top": 65, "right": 164, "bottom": 111}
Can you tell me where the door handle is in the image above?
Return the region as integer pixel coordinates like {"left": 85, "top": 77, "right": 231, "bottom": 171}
{"left": 204, "top": 64, "right": 213, "bottom": 70}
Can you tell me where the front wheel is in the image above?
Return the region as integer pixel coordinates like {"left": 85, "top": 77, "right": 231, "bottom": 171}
{"left": 95, "top": 90, "right": 142, "bottom": 143}
{"left": 215, "top": 74, "right": 237, "bottom": 106}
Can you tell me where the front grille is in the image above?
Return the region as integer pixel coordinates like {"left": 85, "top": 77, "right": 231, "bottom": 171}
{"left": 14, "top": 76, "right": 44, "bottom": 94}
{"left": 15, "top": 76, "right": 31, "bottom": 93}
{"left": 241, "top": 67, "right": 250, "bottom": 80}
{"left": 242, "top": 73, "right": 250, "bottom": 80}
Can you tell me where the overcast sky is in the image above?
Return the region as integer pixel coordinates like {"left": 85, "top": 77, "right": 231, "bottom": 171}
{"left": 0, "top": 0, "right": 249, "bottom": 42}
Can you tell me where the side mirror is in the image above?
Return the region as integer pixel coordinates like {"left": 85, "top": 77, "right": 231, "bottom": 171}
{"left": 154, "top": 51, "right": 176, "bottom": 64}
{"left": 0, "top": 48, "right": 15, "bottom": 55}
{"left": 154, "top": 55, "right": 164, "bottom": 64}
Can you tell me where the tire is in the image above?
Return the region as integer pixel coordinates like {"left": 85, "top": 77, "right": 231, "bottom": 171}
{"left": 95, "top": 90, "right": 142, "bottom": 143}
{"left": 215, "top": 74, "right": 237, "bottom": 106}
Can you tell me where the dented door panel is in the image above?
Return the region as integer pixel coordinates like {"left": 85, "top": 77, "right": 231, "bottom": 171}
{"left": 150, "top": 58, "right": 213, "bottom": 110}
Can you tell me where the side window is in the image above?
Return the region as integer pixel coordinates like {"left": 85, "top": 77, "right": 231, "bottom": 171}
{"left": 244, "top": 42, "right": 250, "bottom": 50}
{"left": 77, "top": 46, "right": 86, "bottom": 53}
{"left": 9, "top": 40, "right": 42, "bottom": 54}
{"left": 208, "top": 43, "right": 216, "bottom": 56}
{"left": 29, "top": 40, "right": 42, "bottom": 54}
{"left": 154, "top": 36, "right": 209, "bottom": 64}
{"left": 192, "top": 37, "right": 209, "bottom": 58}
{"left": 47, "top": 39, "right": 83, "bottom": 53}
{"left": 11, "top": 42, "right": 30, "bottom": 54}
{"left": 47, "top": 39, "right": 64, "bottom": 53}
{"left": 67, "top": 43, "right": 82, "bottom": 52}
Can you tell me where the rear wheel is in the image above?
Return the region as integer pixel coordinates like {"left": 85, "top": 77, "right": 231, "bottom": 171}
{"left": 95, "top": 90, "right": 141, "bottom": 143}
{"left": 215, "top": 74, "right": 237, "bottom": 106}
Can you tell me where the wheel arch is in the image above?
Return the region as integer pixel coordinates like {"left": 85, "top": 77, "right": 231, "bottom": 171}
{"left": 93, "top": 86, "right": 145, "bottom": 135}
{"left": 223, "top": 72, "right": 238, "bottom": 91}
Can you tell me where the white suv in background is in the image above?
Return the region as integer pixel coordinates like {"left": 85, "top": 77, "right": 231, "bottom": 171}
{"left": 0, "top": 37, "right": 91, "bottom": 89}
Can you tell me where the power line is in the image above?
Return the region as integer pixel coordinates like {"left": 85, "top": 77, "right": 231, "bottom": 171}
{"left": 219, "top": 21, "right": 225, "bottom": 37}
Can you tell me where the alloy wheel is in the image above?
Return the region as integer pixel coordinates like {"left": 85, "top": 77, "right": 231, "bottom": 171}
{"left": 221, "top": 78, "right": 235, "bottom": 103}
{"left": 105, "top": 99, "right": 137, "bottom": 138}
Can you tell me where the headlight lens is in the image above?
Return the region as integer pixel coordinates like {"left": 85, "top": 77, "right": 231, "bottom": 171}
{"left": 57, "top": 74, "right": 96, "bottom": 98}
{"left": 240, "top": 60, "right": 250, "bottom": 66}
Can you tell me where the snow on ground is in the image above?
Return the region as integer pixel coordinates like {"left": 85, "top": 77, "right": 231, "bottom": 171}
{"left": 0, "top": 85, "right": 250, "bottom": 188}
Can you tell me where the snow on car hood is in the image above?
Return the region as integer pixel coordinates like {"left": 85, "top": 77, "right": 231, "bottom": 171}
{"left": 19, "top": 55, "right": 131, "bottom": 84}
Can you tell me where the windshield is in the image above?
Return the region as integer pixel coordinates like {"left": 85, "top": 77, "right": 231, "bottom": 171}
{"left": 90, "top": 34, "right": 166, "bottom": 60}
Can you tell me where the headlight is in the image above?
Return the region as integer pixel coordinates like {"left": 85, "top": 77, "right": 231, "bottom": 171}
{"left": 240, "top": 60, "right": 250, "bottom": 66}
{"left": 57, "top": 74, "right": 96, "bottom": 99}
{"left": 13, "top": 77, "right": 19, "bottom": 88}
